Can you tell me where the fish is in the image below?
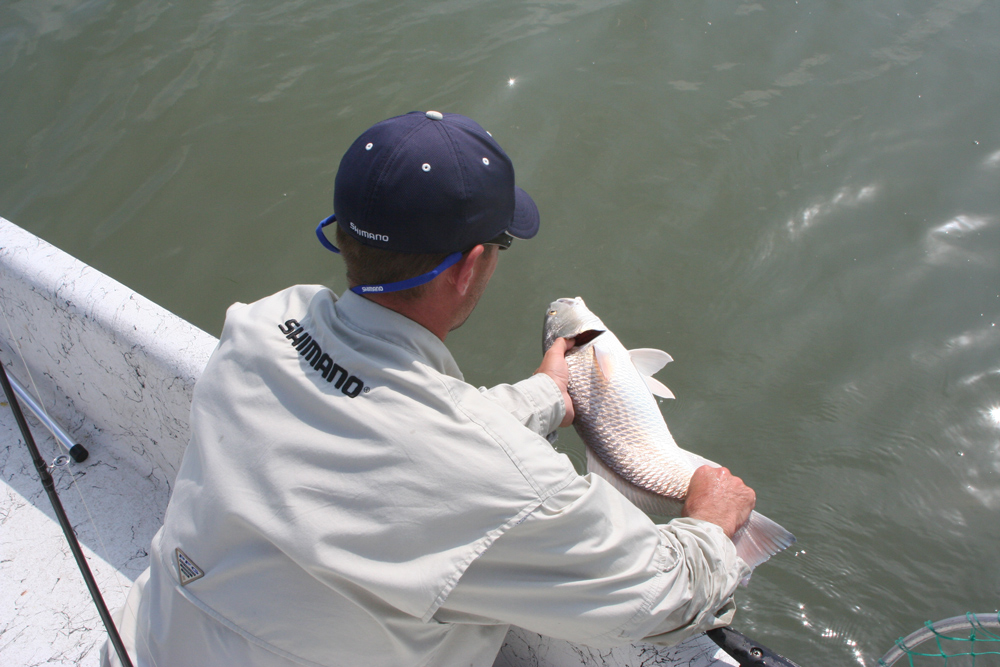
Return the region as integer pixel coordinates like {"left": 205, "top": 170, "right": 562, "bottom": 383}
{"left": 543, "top": 296, "right": 795, "bottom": 575}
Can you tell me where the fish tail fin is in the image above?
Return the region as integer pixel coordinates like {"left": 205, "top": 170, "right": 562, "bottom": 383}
{"left": 732, "top": 510, "right": 796, "bottom": 584}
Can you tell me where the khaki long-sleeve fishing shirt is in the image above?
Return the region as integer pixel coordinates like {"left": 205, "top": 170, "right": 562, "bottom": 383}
{"left": 107, "top": 286, "right": 748, "bottom": 667}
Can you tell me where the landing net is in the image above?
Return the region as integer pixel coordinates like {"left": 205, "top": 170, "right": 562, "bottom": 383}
{"left": 878, "top": 612, "right": 1000, "bottom": 666}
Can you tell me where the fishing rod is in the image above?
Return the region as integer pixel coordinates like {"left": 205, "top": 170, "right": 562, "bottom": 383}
{"left": 0, "top": 356, "right": 135, "bottom": 667}
{"left": 6, "top": 370, "right": 90, "bottom": 463}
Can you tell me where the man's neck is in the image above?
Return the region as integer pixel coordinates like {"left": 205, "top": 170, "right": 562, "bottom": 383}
{"left": 354, "top": 244, "right": 493, "bottom": 342}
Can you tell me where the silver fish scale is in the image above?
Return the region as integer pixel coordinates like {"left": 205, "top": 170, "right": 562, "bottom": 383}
{"left": 567, "top": 335, "right": 695, "bottom": 499}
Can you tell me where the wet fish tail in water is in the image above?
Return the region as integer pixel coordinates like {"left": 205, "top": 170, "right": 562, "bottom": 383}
{"left": 543, "top": 297, "right": 795, "bottom": 575}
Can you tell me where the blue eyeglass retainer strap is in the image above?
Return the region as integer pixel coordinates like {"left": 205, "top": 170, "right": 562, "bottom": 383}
{"left": 316, "top": 215, "right": 464, "bottom": 296}
{"left": 315, "top": 214, "right": 342, "bottom": 254}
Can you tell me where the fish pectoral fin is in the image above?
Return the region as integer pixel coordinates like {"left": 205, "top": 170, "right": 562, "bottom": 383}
{"left": 643, "top": 375, "right": 675, "bottom": 399}
{"left": 593, "top": 339, "right": 616, "bottom": 382}
{"left": 628, "top": 348, "right": 673, "bottom": 376}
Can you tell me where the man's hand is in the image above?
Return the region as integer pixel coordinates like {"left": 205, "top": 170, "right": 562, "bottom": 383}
{"left": 682, "top": 466, "right": 756, "bottom": 539}
{"left": 535, "top": 337, "right": 575, "bottom": 427}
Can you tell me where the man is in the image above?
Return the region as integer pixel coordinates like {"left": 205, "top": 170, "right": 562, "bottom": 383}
{"left": 104, "top": 111, "right": 753, "bottom": 667}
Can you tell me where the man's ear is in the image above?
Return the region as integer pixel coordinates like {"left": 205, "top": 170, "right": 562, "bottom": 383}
{"left": 452, "top": 245, "right": 485, "bottom": 296}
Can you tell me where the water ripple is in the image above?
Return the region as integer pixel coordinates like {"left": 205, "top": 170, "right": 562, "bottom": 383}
{"left": 785, "top": 184, "right": 879, "bottom": 236}
{"left": 924, "top": 214, "right": 998, "bottom": 267}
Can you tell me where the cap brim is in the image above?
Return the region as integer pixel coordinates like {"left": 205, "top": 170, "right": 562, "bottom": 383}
{"left": 507, "top": 187, "right": 540, "bottom": 240}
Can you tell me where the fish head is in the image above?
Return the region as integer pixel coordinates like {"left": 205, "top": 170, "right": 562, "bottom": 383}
{"left": 543, "top": 297, "right": 607, "bottom": 352}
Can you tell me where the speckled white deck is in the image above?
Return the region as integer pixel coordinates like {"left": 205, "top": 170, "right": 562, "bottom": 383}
{"left": 0, "top": 400, "right": 168, "bottom": 666}
{"left": 495, "top": 628, "right": 737, "bottom": 667}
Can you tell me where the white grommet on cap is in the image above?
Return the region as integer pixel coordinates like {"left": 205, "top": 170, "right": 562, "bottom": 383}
{"left": 425, "top": 110, "right": 444, "bottom": 120}
{"left": 422, "top": 163, "right": 431, "bottom": 171}
{"left": 365, "top": 143, "right": 373, "bottom": 150}
{"left": 482, "top": 157, "right": 490, "bottom": 165}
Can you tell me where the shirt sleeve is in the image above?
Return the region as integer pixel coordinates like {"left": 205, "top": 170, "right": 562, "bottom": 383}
{"left": 434, "top": 474, "right": 750, "bottom": 648}
{"left": 477, "top": 373, "right": 565, "bottom": 437}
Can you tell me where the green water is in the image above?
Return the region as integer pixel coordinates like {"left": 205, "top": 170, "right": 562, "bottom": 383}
{"left": 3, "top": 1, "right": 999, "bottom": 664}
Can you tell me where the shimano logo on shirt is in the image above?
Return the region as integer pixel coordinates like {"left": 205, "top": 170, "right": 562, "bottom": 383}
{"left": 279, "top": 319, "right": 366, "bottom": 398}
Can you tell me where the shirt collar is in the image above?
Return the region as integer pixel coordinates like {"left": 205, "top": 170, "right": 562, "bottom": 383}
{"left": 332, "top": 290, "right": 464, "bottom": 381}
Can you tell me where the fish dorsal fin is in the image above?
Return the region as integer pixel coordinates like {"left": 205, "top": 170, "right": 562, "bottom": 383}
{"left": 628, "top": 348, "right": 672, "bottom": 375}
{"left": 643, "top": 376, "right": 675, "bottom": 399}
{"left": 592, "top": 338, "right": 615, "bottom": 382}
{"left": 629, "top": 348, "right": 674, "bottom": 399}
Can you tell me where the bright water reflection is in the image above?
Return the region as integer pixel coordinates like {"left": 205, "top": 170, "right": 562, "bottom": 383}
{"left": 2, "top": 1, "right": 999, "bottom": 664}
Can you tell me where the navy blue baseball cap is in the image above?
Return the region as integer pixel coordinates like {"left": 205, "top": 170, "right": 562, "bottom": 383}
{"left": 331, "top": 111, "right": 539, "bottom": 254}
